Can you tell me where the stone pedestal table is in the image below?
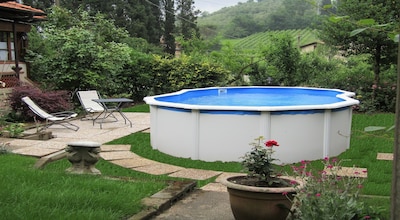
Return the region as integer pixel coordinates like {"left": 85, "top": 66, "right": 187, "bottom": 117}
{"left": 65, "top": 141, "right": 101, "bottom": 175}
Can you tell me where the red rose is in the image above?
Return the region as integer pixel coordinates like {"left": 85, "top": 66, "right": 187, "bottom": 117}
{"left": 265, "top": 140, "right": 279, "bottom": 147}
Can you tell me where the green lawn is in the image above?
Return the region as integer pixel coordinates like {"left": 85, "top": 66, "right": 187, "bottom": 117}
{"left": 0, "top": 153, "right": 178, "bottom": 219}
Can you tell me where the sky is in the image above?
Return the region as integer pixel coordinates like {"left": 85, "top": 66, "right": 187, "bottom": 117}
{"left": 194, "top": 0, "right": 246, "bottom": 13}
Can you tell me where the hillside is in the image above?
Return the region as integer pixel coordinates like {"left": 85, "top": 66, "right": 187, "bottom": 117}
{"left": 226, "top": 29, "right": 320, "bottom": 51}
{"left": 197, "top": 0, "right": 282, "bottom": 39}
{"left": 197, "top": 0, "right": 318, "bottom": 39}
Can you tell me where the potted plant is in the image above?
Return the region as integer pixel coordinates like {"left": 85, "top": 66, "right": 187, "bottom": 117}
{"left": 221, "top": 136, "right": 303, "bottom": 220}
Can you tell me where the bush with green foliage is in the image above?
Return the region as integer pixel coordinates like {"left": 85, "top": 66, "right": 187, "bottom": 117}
{"left": 308, "top": 54, "right": 397, "bottom": 113}
{"left": 8, "top": 85, "right": 73, "bottom": 122}
{"left": 150, "top": 55, "right": 230, "bottom": 95}
{"left": 27, "top": 7, "right": 132, "bottom": 96}
{"left": 2, "top": 123, "right": 25, "bottom": 138}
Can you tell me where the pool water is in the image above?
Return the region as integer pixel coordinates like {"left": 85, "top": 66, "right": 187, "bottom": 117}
{"left": 155, "top": 87, "right": 344, "bottom": 107}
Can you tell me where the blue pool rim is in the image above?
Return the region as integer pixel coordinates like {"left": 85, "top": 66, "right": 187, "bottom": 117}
{"left": 143, "top": 86, "right": 360, "bottom": 112}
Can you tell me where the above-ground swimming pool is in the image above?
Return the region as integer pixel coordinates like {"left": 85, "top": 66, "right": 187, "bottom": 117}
{"left": 144, "top": 87, "right": 359, "bottom": 164}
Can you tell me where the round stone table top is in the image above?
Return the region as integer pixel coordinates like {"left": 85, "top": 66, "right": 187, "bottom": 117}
{"left": 67, "top": 141, "right": 101, "bottom": 148}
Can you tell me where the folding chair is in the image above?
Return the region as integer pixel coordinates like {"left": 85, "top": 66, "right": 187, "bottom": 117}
{"left": 76, "top": 90, "right": 117, "bottom": 122}
{"left": 21, "top": 96, "right": 79, "bottom": 131}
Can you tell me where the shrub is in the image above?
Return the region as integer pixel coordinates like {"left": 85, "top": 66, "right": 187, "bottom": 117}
{"left": 150, "top": 55, "right": 229, "bottom": 95}
{"left": 290, "top": 158, "right": 385, "bottom": 219}
{"left": 2, "top": 123, "right": 25, "bottom": 138}
{"left": 355, "top": 82, "right": 397, "bottom": 113}
{"left": 8, "top": 85, "right": 74, "bottom": 121}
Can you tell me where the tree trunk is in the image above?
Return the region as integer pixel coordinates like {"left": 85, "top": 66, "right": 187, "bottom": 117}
{"left": 391, "top": 36, "right": 400, "bottom": 220}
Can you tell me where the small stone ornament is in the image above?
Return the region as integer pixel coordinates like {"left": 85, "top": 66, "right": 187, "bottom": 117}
{"left": 65, "top": 141, "right": 101, "bottom": 175}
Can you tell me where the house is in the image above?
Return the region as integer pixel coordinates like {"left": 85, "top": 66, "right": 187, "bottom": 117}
{"left": 0, "top": 1, "right": 46, "bottom": 114}
{"left": 300, "top": 41, "right": 324, "bottom": 53}
{"left": 0, "top": 1, "right": 46, "bottom": 88}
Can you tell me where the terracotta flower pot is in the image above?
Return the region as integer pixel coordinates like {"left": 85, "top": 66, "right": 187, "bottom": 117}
{"left": 221, "top": 175, "right": 302, "bottom": 220}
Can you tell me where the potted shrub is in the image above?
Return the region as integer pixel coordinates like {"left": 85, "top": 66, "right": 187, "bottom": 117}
{"left": 221, "top": 136, "right": 303, "bottom": 220}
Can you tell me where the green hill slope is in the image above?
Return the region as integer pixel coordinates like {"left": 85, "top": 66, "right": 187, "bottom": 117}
{"left": 225, "top": 29, "right": 320, "bottom": 51}
{"left": 197, "top": 0, "right": 282, "bottom": 39}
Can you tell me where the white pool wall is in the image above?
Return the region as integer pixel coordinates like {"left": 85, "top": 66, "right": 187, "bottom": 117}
{"left": 145, "top": 87, "right": 359, "bottom": 164}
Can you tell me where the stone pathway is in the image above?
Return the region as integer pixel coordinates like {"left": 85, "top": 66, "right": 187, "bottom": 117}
{"left": 1, "top": 112, "right": 234, "bottom": 192}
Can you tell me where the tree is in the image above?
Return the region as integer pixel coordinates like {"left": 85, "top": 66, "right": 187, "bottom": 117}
{"left": 265, "top": 0, "right": 316, "bottom": 30}
{"left": 26, "top": 7, "right": 132, "bottom": 95}
{"left": 26, "top": 0, "right": 164, "bottom": 45}
{"left": 176, "top": 0, "right": 200, "bottom": 40}
{"left": 145, "top": 0, "right": 164, "bottom": 44}
{"left": 225, "top": 14, "right": 263, "bottom": 38}
{"left": 161, "top": 0, "right": 175, "bottom": 55}
{"left": 261, "top": 33, "right": 301, "bottom": 86}
{"left": 319, "top": 0, "right": 400, "bottom": 86}
{"left": 23, "top": 0, "right": 54, "bottom": 11}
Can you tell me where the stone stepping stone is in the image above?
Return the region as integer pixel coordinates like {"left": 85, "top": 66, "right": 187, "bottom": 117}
{"left": 168, "top": 168, "right": 222, "bottom": 180}
{"left": 132, "top": 162, "right": 183, "bottom": 175}
{"left": 324, "top": 166, "right": 368, "bottom": 178}
{"left": 101, "top": 144, "right": 131, "bottom": 152}
{"left": 377, "top": 153, "right": 393, "bottom": 161}
{"left": 201, "top": 182, "right": 227, "bottom": 192}
{"left": 109, "top": 158, "right": 155, "bottom": 168}
{"left": 99, "top": 151, "right": 137, "bottom": 160}
{"left": 12, "top": 147, "right": 61, "bottom": 157}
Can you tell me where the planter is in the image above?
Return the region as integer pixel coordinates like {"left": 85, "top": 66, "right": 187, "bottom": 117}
{"left": 1, "top": 130, "right": 53, "bottom": 140}
{"left": 221, "top": 175, "right": 302, "bottom": 220}
{"left": 1, "top": 131, "right": 11, "bottom": 138}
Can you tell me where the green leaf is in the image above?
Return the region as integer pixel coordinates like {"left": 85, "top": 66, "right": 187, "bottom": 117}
{"left": 373, "top": 23, "right": 390, "bottom": 28}
{"left": 357, "top": 19, "right": 376, "bottom": 26}
{"left": 323, "top": 4, "right": 333, "bottom": 9}
{"left": 350, "top": 28, "right": 368, "bottom": 37}
{"left": 364, "top": 126, "right": 386, "bottom": 132}
{"left": 329, "top": 16, "right": 349, "bottom": 23}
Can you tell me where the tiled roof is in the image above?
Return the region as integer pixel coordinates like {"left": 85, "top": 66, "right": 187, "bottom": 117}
{"left": 0, "top": 1, "right": 45, "bottom": 14}
{"left": 0, "top": 1, "right": 46, "bottom": 22}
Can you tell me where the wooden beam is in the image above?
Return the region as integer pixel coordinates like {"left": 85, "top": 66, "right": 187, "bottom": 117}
{"left": 0, "top": 21, "right": 31, "bottom": 32}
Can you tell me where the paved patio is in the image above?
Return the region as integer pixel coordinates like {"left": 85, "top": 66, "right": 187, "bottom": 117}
{"left": 1, "top": 112, "right": 239, "bottom": 189}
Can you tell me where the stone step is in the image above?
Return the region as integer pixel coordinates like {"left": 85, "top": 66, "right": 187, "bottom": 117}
{"left": 324, "top": 166, "right": 368, "bottom": 178}
{"left": 377, "top": 153, "right": 393, "bottom": 161}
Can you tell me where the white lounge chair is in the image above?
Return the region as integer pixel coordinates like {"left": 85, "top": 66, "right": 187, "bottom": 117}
{"left": 21, "top": 96, "right": 79, "bottom": 131}
{"left": 76, "top": 90, "right": 117, "bottom": 122}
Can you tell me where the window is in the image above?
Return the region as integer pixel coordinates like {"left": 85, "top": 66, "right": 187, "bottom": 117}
{"left": 0, "top": 32, "right": 14, "bottom": 61}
